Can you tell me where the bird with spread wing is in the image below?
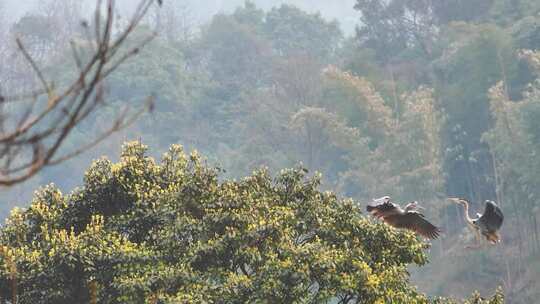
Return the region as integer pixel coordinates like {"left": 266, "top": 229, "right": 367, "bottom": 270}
{"left": 366, "top": 196, "right": 441, "bottom": 239}
{"left": 448, "top": 198, "right": 504, "bottom": 248}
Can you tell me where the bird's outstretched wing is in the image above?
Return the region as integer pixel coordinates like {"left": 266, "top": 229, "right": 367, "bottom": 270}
{"left": 478, "top": 201, "right": 504, "bottom": 232}
{"left": 384, "top": 212, "right": 441, "bottom": 239}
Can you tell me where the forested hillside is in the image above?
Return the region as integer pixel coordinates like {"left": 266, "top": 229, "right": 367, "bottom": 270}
{"left": 1, "top": 0, "right": 540, "bottom": 302}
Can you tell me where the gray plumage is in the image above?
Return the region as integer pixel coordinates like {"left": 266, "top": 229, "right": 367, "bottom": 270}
{"left": 449, "top": 198, "right": 504, "bottom": 245}
{"left": 475, "top": 200, "right": 504, "bottom": 239}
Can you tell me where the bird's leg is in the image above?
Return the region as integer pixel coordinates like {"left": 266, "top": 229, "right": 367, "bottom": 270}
{"left": 476, "top": 230, "right": 486, "bottom": 249}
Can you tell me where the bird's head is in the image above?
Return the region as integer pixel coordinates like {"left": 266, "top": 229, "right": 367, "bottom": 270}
{"left": 405, "top": 201, "right": 425, "bottom": 211}
{"left": 448, "top": 197, "right": 468, "bottom": 206}
{"left": 372, "top": 195, "right": 390, "bottom": 204}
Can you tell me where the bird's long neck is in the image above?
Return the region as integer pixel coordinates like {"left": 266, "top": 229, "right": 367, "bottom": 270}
{"left": 460, "top": 200, "right": 474, "bottom": 225}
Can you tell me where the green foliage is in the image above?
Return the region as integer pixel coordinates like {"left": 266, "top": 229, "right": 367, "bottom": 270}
{"left": 202, "top": 12, "right": 274, "bottom": 97}
{"left": 432, "top": 287, "right": 505, "bottom": 304}
{"left": 433, "top": 0, "right": 494, "bottom": 24}
{"left": 482, "top": 52, "right": 540, "bottom": 244}
{"left": 263, "top": 4, "right": 342, "bottom": 61}
{"left": 354, "top": 0, "right": 437, "bottom": 60}
{"left": 431, "top": 22, "right": 519, "bottom": 201}
{"left": 511, "top": 16, "right": 540, "bottom": 49}
{"left": 489, "top": 0, "right": 540, "bottom": 25}
{"left": 0, "top": 141, "right": 437, "bottom": 303}
{"left": 322, "top": 67, "right": 444, "bottom": 201}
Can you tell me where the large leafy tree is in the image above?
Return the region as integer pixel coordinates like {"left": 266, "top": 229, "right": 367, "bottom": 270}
{"left": 0, "top": 141, "right": 465, "bottom": 303}
{"left": 353, "top": 0, "right": 438, "bottom": 61}
{"left": 263, "top": 4, "right": 342, "bottom": 62}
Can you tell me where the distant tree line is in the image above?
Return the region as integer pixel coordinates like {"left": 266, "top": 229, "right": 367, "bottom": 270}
{"left": 1, "top": 0, "right": 540, "bottom": 301}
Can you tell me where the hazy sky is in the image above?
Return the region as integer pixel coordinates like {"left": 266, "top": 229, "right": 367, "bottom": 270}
{"left": 3, "top": 0, "right": 35, "bottom": 20}
{"left": 3, "top": 0, "right": 359, "bottom": 35}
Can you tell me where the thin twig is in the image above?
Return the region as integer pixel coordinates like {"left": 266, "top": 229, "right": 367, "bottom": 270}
{"left": 0, "top": 0, "right": 161, "bottom": 187}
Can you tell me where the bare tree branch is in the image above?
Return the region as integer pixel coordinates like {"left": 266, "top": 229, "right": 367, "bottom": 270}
{"left": 0, "top": 0, "right": 163, "bottom": 187}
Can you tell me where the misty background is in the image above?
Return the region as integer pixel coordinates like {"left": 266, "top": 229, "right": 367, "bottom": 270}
{"left": 1, "top": 0, "right": 540, "bottom": 303}
{"left": 3, "top": 0, "right": 359, "bottom": 34}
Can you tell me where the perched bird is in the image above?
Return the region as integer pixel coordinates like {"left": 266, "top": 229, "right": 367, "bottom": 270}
{"left": 366, "top": 196, "right": 441, "bottom": 239}
{"left": 448, "top": 198, "right": 504, "bottom": 248}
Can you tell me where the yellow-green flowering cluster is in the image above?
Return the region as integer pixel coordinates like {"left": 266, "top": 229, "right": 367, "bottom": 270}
{"left": 0, "top": 141, "right": 459, "bottom": 303}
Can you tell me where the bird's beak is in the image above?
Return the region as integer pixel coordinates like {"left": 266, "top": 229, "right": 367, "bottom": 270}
{"left": 447, "top": 197, "right": 460, "bottom": 203}
{"left": 416, "top": 205, "right": 426, "bottom": 210}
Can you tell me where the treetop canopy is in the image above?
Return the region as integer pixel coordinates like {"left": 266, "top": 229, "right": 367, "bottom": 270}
{"left": 0, "top": 141, "right": 502, "bottom": 303}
